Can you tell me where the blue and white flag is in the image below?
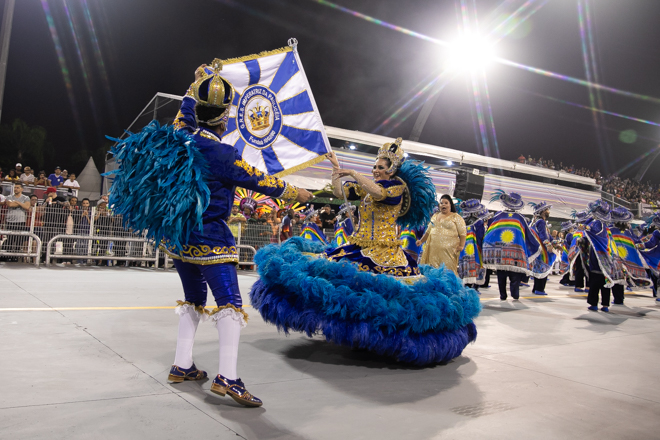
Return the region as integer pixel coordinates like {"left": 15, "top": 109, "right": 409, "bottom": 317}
{"left": 207, "top": 41, "right": 331, "bottom": 177}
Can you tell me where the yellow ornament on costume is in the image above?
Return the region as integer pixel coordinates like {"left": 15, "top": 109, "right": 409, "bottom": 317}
{"left": 500, "top": 230, "right": 515, "bottom": 244}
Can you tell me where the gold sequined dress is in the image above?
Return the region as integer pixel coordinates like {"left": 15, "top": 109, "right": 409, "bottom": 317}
{"left": 324, "top": 179, "right": 421, "bottom": 281}
{"left": 420, "top": 212, "right": 467, "bottom": 274}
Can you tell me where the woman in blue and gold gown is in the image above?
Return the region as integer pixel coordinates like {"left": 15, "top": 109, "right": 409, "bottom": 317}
{"left": 249, "top": 138, "right": 481, "bottom": 366}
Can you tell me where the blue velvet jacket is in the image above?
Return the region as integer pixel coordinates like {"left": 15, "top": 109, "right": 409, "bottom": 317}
{"left": 162, "top": 96, "right": 298, "bottom": 264}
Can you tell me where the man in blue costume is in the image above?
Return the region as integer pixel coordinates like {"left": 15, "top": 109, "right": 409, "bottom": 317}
{"left": 482, "top": 191, "right": 541, "bottom": 300}
{"left": 458, "top": 199, "right": 488, "bottom": 290}
{"left": 559, "top": 221, "right": 576, "bottom": 286}
{"left": 299, "top": 206, "right": 328, "bottom": 244}
{"left": 163, "top": 62, "right": 313, "bottom": 407}
{"left": 583, "top": 200, "right": 624, "bottom": 312}
{"left": 529, "top": 201, "right": 556, "bottom": 295}
{"left": 610, "top": 207, "right": 651, "bottom": 305}
{"left": 637, "top": 212, "right": 660, "bottom": 300}
{"left": 571, "top": 211, "right": 593, "bottom": 292}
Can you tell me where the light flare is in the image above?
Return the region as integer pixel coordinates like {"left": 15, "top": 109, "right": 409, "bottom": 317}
{"left": 62, "top": 0, "right": 102, "bottom": 131}
{"left": 40, "top": 0, "right": 85, "bottom": 146}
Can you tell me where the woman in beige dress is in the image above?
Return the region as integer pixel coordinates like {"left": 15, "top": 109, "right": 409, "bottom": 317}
{"left": 417, "top": 194, "right": 467, "bottom": 274}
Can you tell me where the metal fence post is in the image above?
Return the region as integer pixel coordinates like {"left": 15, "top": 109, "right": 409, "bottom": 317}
{"left": 27, "top": 205, "right": 35, "bottom": 259}
{"left": 237, "top": 222, "right": 241, "bottom": 245}
{"left": 87, "top": 206, "right": 95, "bottom": 257}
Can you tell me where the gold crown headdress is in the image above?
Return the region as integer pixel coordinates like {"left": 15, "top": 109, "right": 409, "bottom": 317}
{"left": 192, "top": 59, "right": 235, "bottom": 126}
{"left": 376, "top": 137, "right": 405, "bottom": 174}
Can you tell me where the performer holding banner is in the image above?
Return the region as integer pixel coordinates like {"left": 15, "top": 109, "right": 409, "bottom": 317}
{"left": 250, "top": 140, "right": 481, "bottom": 366}
{"left": 482, "top": 191, "right": 540, "bottom": 300}
{"left": 202, "top": 39, "right": 332, "bottom": 177}
{"left": 106, "top": 55, "right": 319, "bottom": 407}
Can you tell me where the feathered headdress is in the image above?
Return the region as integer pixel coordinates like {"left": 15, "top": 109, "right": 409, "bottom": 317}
{"left": 490, "top": 190, "right": 524, "bottom": 210}
{"left": 234, "top": 188, "right": 277, "bottom": 214}
{"left": 528, "top": 201, "right": 551, "bottom": 215}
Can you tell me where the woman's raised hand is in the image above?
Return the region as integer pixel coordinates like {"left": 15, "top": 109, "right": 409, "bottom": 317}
{"left": 327, "top": 151, "right": 340, "bottom": 169}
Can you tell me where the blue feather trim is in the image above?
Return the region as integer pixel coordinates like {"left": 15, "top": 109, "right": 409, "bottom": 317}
{"left": 103, "top": 121, "right": 211, "bottom": 250}
{"left": 396, "top": 160, "right": 438, "bottom": 229}
{"left": 249, "top": 237, "right": 481, "bottom": 365}
{"left": 489, "top": 189, "right": 506, "bottom": 203}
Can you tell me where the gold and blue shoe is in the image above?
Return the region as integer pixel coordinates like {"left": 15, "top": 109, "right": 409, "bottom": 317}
{"left": 210, "top": 374, "right": 263, "bottom": 407}
{"left": 167, "top": 363, "right": 208, "bottom": 383}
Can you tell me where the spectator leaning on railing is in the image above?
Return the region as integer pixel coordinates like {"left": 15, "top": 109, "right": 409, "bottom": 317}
{"left": 48, "top": 166, "right": 65, "bottom": 187}
{"left": 35, "top": 171, "right": 49, "bottom": 186}
{"left": 63, "top": 173, "right": 80, "bottom": 194}
{"left": 20, "top": 166, "right": 35, "bottom": 184}
{"left": 4, "top": 169, "right": 20, "bottom": 183}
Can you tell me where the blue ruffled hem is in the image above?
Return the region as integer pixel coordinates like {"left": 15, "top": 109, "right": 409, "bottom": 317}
{"left": 249, "top": 237, "right": 481, "bottom": 365}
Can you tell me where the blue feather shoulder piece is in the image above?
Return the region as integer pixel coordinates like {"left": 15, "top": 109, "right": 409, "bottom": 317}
{"left": 103, "top": 121, "right": 211, "bottom": 250}
{"left": 396, "top": 160, "right": 438, "bottom": 229}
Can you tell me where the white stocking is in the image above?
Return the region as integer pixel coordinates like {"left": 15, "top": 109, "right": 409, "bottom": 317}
{"left": 215, "top": 314, "right": 242, "bottom": 380}
{"left": 173, "top": 305, "right": 202, "bottom": 369}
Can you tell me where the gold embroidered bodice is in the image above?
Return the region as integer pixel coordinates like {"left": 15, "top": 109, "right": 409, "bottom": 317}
{"left": 341, "top": 180, "right": 410, "bottom": 267}
{"left": 345, "top": 181, "right": 405, "bottom": 248}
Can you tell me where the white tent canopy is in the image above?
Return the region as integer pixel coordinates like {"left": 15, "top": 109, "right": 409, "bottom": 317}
{"left": 77, "top": 156, "right": 102, "bottom": 201}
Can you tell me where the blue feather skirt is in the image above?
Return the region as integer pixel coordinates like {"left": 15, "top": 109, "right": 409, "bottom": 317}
{"left": 249, "top": 237, "right": 481, "bottom": 366}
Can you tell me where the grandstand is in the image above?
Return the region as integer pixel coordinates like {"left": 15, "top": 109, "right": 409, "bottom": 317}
{"left": 105, "top": 93, "right": 644, "bottom": 222}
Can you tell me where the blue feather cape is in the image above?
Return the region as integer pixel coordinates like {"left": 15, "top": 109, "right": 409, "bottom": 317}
{"left": 249, "top": 237, "right": 481, "bottom": 366}
{"left": 396, "top": 160, "right": 438, "bottom": 230}
{"left": 104, "top": 121, "right": 211, "bottom": 250}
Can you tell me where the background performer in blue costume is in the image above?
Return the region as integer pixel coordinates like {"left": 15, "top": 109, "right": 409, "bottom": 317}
{"left": 457, "top": 199, "right": 488, "bottom": 290}
{"left": 610, "top": 207, "right": 651, "bottom": 305}
{"left": 582, "top": 200, "right": 625, "bottom": 313}
{"left": 482, "top": 191, "right": 541, "bottom": 300}
{"left": 249, "top": 139, "right": 481, "bottom": 366}
{"left": 528, "top": 201, "right": 557, "bottom": 296}
{"left": 637, "top": 212, "right": 660, "bottom": 299}
{"left": 108, "top": 62, "right": 313, "bottom": 407}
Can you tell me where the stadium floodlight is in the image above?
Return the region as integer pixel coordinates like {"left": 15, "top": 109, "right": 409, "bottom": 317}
{"left": 348, "top": 144, "right": 357, "bottom": 150}
{"left": 446, "top": 34, "right": 495, "bottom": 72}
{"left": 446, "top": 160, "right": 453, "bottom": 166}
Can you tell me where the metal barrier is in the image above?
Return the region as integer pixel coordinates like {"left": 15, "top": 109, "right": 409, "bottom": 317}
{"left": 45, "top": 234, "right": 160, "bottom": 267}
{"left": 0, "top": 230, "right": 42, "bottom": 267}
{"left": 1, "top": 204, "right": 334, "bottom": 269}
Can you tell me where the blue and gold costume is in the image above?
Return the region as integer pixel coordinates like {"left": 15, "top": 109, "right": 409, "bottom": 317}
{"left": 324, "top": 179, "right": 420, "bottom": 279}
{"left": 164, "top": 94, "right": 297, "bottom": 267}
{"left": 107, "top": 60, "right": 300, "bottom": 407}
{"left": 161, "top": 88, "right": 297, "bottom": 314}
{"left": 249, "top": 138, "right": 481, "bottom": 366}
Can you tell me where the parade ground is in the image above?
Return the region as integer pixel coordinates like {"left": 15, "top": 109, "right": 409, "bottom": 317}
{"left": 2, "top": 265, "right": 659, "bottom": 440}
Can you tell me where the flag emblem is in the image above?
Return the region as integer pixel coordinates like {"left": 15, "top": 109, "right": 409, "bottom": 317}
{"left": 210, "top": 41, "right": 331, "bottom": 177}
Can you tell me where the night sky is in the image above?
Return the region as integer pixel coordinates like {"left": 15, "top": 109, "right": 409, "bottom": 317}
{"left": 1, "top": 0, "right": 659, "bottom": 182}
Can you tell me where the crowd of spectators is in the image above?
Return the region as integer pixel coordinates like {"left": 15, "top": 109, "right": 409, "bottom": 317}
{"left": 516, "top": 154, "right": 659, "bottom": 206}
{"left": 0, "top": 163, "right": 81, "bottom": 192}
{"left": 516, "top": 154, "right": 602, "bottom": 181}
{"left": 601, "top": 175, "right": 660, "bottom": 205}
{"left": 226, "top": 203, "right": 339, "bottom": 245}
